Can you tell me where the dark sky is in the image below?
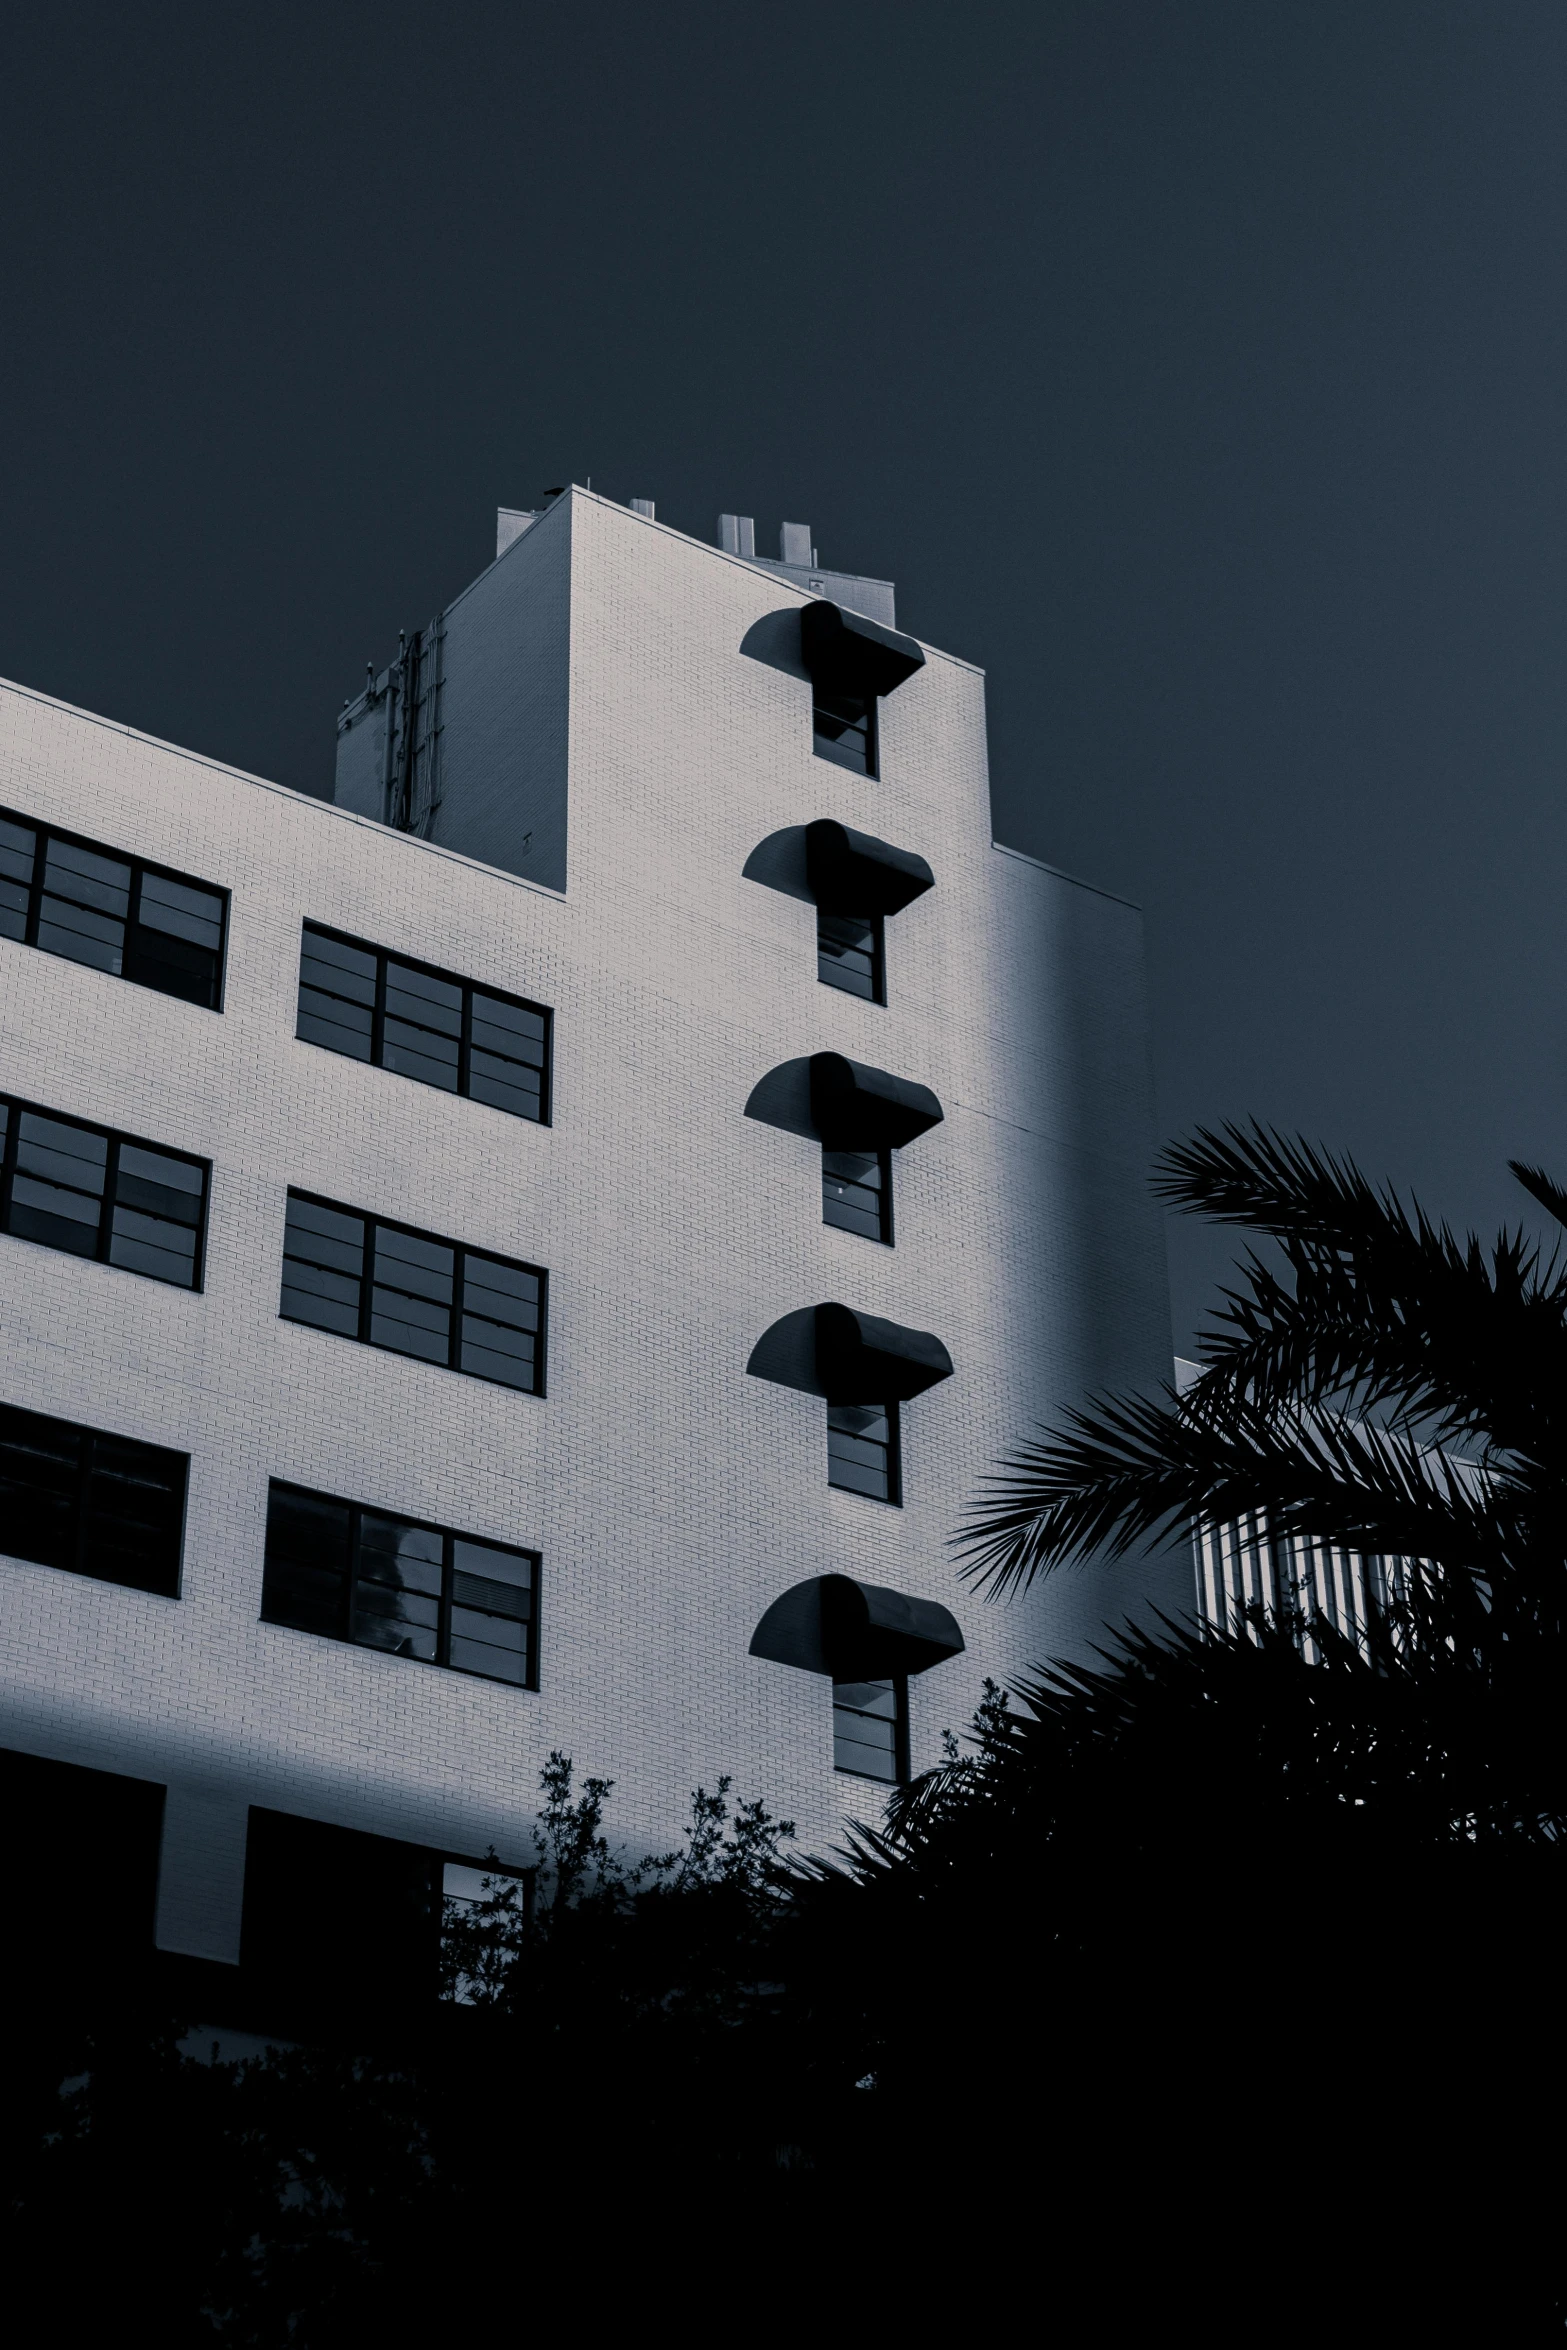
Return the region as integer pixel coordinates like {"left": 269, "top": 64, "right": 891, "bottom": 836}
{"left": 5, "top": 1, "right": 1566, "bottom": 1351}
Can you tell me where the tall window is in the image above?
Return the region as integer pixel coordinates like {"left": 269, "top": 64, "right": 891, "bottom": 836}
{"left": 280, "top": 1190, "right": 546, "bottom": 1393}
{"left": 297, "top": 924, "right": 551, "bottom": 1124}
{"left": 813, "top": 687, "right": 876, "bottom": 777}
{"left": 261, "top": 1479, "right": 539, "bottom": 1689}
{"left": 828, "top": 1401, "right": 900, "bottom": 1504}
{"left": 0, "top": 811, "right": 227, "bottom": 1009}
{"left": 817, "top": 910, "right": 884, "bottom": 1003}
{"left": 832, "top": 1676, "right": 908, "bottom": 1783}
{"left": 0, "top": 1401, "right": 186, "bottom": 1596}
{"left": 0, "top": 1096, "right": 208, "bottom": 1289}
{"left": 822, "top": 1147, "right": 892, "bottom": 1244}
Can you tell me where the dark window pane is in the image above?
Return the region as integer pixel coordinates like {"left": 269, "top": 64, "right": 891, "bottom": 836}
{"left": 107, "top": 1141, "right": 204, "bottom": 1289}
{"left": 351, "top": 1510, "right": 442, "bottom": 1659}
{"left": 828, "top": 1402, "right": 898, "bottom": 1504}
{"left": 42, "top": 838, "right": 132, "bottom": 918}
{"left": 370, "top": 1225, "right": 455, "bottom": 1364}
{"left": 0, "top": 1404, "right": 81, "bottom": 1572}
{"left": 382, "top": 1018, "right": 461, "bottom": 1090}
{"left": 448, "top": 1541, "right": 535, "bottom": 1685}
{"left": 467, "top": 1053, "right": 543, "bottom": 1119}
{"left": 297, "top": 992, "right": 375, "bottom": 1059}
{"left": 281, "top": 1195, "right": 366, "bottom": 1336}
{"left": 384, "top": 961, "right": 462, "bottom": 1033}
{"left": 814, "top": 691, "right": 875, "bottom": 776}
{"left": 817, "top": 911, "right": 881, "bottom": 1002}
{"left": 301, "top": 930, "right": 378, "bottom": 1001}
{"left": 9, "top": 1111, "right": 106, "bottom": 1255}
{"left": 262, "top": 1482, "right": 352, "bottom": 1636}
{"left": 823, "top": 1148, "right": 890, "bottom": 1243}
{"left": 123, "top": 923, "right": 222, "bottom": 1008}
{"left": 0, "top": 817, "right": 35, "bottom": 940}
{"left": 833, "top": 1677, "right": 901, "bottom": 1780}
{"left": 83, "top": 1434, "right": 185, "bottom": 1597}
{"left": 135, "top": 872, "right": 224, "bottom": 952}
{"left": 460, "top": 1254, "right": 542, "bottom": 1390}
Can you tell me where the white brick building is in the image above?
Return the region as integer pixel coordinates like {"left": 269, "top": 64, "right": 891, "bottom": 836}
{"left": 0, "top": 490, "right": 1181, "bottom": 1978}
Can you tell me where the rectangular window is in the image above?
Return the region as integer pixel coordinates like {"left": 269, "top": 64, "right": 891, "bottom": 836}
{"left": 822, "top": 1147, "right": 892, "bottom": 1244}
{"left": 817, "top": 910, "right": 884, "bottom": 1003}
{"left": 0, "top": 809, "right": 227, "bottom": 1009}
{"left": 813, "top": 688, "right": 876, "bottom": 777}
{"left": 280, "top": 1190, "right": 546, "bottom": 1393}
{"left": 0, "top": 1400, "right": 186, "bottom": 1596}
{"left": 261, "top": 1479, "right": 540, "bottom": 1689}
{"left": 0, "top": 1096, "right": 208, "bottom": 1290}
{"left": 439, "top": 1857, "right": 534, "bottom": 2005}
{"left": 833, "top": 1676, "right": 908, "bottom": 1783}
{"left": 297, "top": 924, "right": 551, "bottom": 1124}
{"left": 828, "top": 1400, "right": 900, "bottom": 1504}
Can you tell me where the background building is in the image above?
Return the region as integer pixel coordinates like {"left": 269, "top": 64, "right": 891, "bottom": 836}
{"left": 0, "top": 490, "right": 1181, "bottom": 1992}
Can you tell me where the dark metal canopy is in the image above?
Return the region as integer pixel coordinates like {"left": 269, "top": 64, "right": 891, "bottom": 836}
{"left": 746, "top": 1303, "right": 955, "bottom": 1402}
{"left": 809, "top": 1052, "right": 944, "bottom": 1151}
{"left": 749, "top": 1573, "right": 965, "bottom": 1681}
{"left": 813, "top": 1303, "right": 953, "bottom": 1403}
{"left": 801, "top": 600, "right": 926, "bottom": 699}
{"left": 804, "top": 819, "right": 935, "bottom": 917}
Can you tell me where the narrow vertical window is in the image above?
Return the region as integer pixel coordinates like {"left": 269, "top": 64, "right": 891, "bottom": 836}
{"left": 817, "top": 910, "right": 884, "bottom": 1003}
{"left": 832, "top": 1676, "right": 908, "bottom": 1783}
{"left": 813, "top": 688, "right": 877, "bottom": 777}
{"left": 827, "top": 1401, "right": 900, "bottom": 1504}
{"left": 822, "top": 1147, "right": 892, "bottom": 1244}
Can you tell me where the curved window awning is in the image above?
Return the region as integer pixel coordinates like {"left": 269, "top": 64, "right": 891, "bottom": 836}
{"left": 749, "top": 1573, "right": 964, "bottom": 1680}
{"left": 809, "top": 1052, "right": 943, "bottom": 1150}
{"left": 744, "top": 1053, "right": 944, "bottom": 1149}
{"left": 747, "top": 1302, "right": 954, "bottom": 1402}
{"left": 801, "top": 601, "right": 926, "bottom": 699}
{"left": 805, "top": 819, "right": 935, "bottom": 917}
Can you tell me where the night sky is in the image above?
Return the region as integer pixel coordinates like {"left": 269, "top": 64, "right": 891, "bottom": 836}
{"left": 5, "top": 2, "right": 1566, "bottom": 1351}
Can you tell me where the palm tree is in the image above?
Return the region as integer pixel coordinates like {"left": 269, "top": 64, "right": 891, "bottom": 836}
{"left": 960, "top": 1123, "right": 1567, "bottom": 1693}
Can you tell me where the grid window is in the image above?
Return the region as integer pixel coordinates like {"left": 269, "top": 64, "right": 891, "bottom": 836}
{"left": 0, "top": 1096, "right": 208, "bottom": 1290}
{"left": 0, "top": 809, "right": 227, "bottom": 1009}
{"left": 297, "top": 924, "right": 551, "bottom": 1124}
{"left": 439, "top": 1859, "right": 533, "bottom": 2005}
{"left": 817, "top": 910, "right": 884, "bottom": 1003}
{"left": 280, "top": 1190, "right": 546, "bottom": 1393}
{"left": 827, "top": 1401, "right": 900, "bottom": 1504}
{"left": 813, "top": 688, "right": 876, "bottom": 777}
{"left": 823, "top": 1147, "right": 892, "bottom": 1244}
{"left": 261, "top": 1479, "right": 539, "bottom": 1690}
{"left": 833, "top": 1676, "right": 908, "bottom": 1783}
{"left": 0, "top": 1400, "right": 186, "bottom": 1597}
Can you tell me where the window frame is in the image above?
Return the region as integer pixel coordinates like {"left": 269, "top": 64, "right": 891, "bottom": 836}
{"left": 831, "top": 1672, "right": 910, "bottom": 1784}
{"left": 296, "top": 920, "right": 553, "bottom": 1127}
{"left": 279, "top": 1187, "right": 548, "bottom": 1396}
{"left": 821, "top": 1144, "right": 894, "bottom": 1245}
{"left": 0, "top": 805, "right": 230, "bottom": 1012}
{"left": 0, "top": 1398, "right": 188, "bottom": 1598}
{"left": 260, "top": 1476, "right": 542, "bottom": 1691}
{"left": 827, "top": 1398, "right": 902, "bottom": 1506}
{"left": 816, "top": 908, "right": 886, "bottom": 1006}
{"left": 0, "top": 1092, "right": 211, "bottom": 1292}
{"left": 812, "top": 686, "right": 879, "bottom": 779}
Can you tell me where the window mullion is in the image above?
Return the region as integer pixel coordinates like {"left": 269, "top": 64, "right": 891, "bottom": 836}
{"left": 458, "top": 985, "right": 473, "bottom": 1099}
{"left": 74, "top": 1426, "right": 93, "bottom": 1580}
{"left": 345, "top": 1505, "right": 361, "bottom": 1640}
{"left": 100, "top": 1133, "right": 120, "bottom": 1263}
{"left": 24, "top": 830, "right": 45, "bottom": 947}
{"left": 438, "top": 1533, "right": 454, "bottom": 1667}
{"left": 360, "top": 1217, "right": 376, "bottom": 1344}
{"left": 0, "top": 1091, "right": 18, "bottom": 1233}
